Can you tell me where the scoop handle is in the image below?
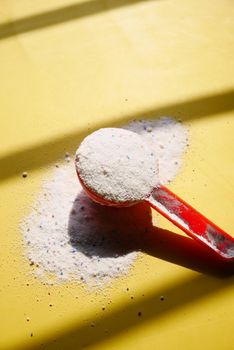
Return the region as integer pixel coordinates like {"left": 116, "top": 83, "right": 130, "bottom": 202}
{"left": 146, "top": 185, "right": 234, "bottom": 261}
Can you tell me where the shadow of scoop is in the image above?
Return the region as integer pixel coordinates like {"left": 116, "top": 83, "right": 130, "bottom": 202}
{"left": 68, "top": 190, "right": 152, "bottom": 258}
{"left": 68, "top": 190, "right": 234, "bottom": 277}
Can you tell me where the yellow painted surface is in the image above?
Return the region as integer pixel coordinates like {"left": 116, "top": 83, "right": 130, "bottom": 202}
{"left": 0, "top": 1, "right": 234, "bottom": 349}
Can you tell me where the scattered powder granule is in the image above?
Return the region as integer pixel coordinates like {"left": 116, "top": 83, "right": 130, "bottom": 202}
{"left": 20, "top": 117, "right": 188, "bottom": 287}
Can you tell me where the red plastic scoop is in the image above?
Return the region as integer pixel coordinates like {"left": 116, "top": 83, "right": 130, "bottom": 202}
{"left": 77, "top": 172, "right": 234, "bottom": 262}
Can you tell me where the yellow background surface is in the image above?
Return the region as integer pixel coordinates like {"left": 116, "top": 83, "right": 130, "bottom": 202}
{"left": 0, "top": 1, "right": 233, "bottom": 349}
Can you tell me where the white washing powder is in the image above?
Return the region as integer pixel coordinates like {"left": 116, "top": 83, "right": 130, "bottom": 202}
{"left": 76, "top": 128, "right": 159, "bottom": 203}
{"left": 20, "top": 117, "right": 188, "bottom": 287}
{"left": 22, "top": 164, "right": 138, "bottom": 287}
{"left": 124, "top": 117, "right": 189, "bottom": 184}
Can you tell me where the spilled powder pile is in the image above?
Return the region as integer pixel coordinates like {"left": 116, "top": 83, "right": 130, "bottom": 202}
{"left": 76, "top": 128, "right": 159, "bottom": 203}
{"left": 22, "top": 165, "right": 138, "bottom": 286}
{"left": 21, "top": 117, "right": 188, "bottom": 287}
{"left": 124, "top": 117, "right": 188, "bottom": 184}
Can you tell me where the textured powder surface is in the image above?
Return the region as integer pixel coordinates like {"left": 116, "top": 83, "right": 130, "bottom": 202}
{"left": 21, "top": 164, "right": 138, "bottom": 287}
{"left": 75, "top": 128, "right": 159, "bottom": 203}
{"left": 124, "top": 117, "right": 188, "bottom": 184}
{"left": 20, "top": 117, "right": 188, "bottom": 287}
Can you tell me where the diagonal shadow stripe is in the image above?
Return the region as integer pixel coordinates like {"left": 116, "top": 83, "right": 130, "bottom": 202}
{"left": 0, "top": 0, "right": 153, "bottom": 40}
{"left": 17, "top": 273, "right": 233, "bottom": 350}
{"left": 0, "top": 89, "right": 233, "bottom": 182}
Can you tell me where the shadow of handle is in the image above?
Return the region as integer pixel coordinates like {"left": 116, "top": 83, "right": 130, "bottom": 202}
{"left": 142, "top": 223, "right": 234, "bottom": 277}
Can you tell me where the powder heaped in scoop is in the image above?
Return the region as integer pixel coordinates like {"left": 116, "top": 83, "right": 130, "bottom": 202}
{"left": 75, "top": 128, "right": 159, "bottom": 203}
